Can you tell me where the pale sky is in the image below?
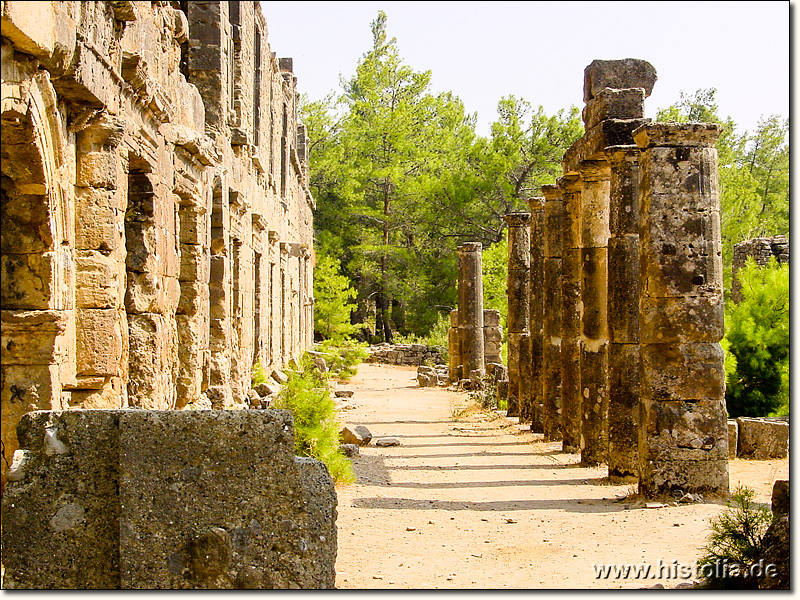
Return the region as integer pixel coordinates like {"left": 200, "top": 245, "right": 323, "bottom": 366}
{"left": 261, "top": 1, "right": 790, "bottom": 137}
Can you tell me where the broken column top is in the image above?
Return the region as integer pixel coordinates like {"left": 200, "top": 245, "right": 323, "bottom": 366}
{"left": 527, "top": 196, "right": 545, "bottom": 210}
{"left": 583, "top": 59, "right": 657, "bottom": 103}
{"left": 633, "top": 122, "right": 722, "bottom": 148}
{"left": 540, "top": 184, "right": 562, "bottom": 200}
{"left": 458, "top": 242, "right": 483, "bottom": 253}
{"left": 503, "top": 212, "right": 532, "bottom": 227}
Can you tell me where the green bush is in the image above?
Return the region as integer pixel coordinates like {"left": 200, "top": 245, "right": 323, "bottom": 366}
{"left": 251, "top": 361, "right": 268, "bottom": 387}
{"left": 698, "top": 485, "right": 773, "bottom": 589}
{"left": 316, "top": 339, "right": 368, "bottom": 380}
{"left": 724, "top": 257, "right": 789, "bottom": 417}
{"left": 271, "top": 357, "right": 354, "bottom": 484}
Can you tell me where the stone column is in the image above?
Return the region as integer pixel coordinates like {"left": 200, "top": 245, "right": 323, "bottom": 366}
{"left": 448, "top": 309, "right": 461, "bottom": 383}
{"left": 504, "top": 213, "right": 531, "bottom": 419}
{"left": 457, "top": 242, "right": 485, "bottom": 379}
{"left": 579, "top": 161, "right": 611, "bottom": 466}
{"left": 527, "top": 197, "right": 546, "bottom": 433}
{"left": 607, "top": 145, "right": 641, "bottom": 480}
{"left": 634, "top": 123, "right": 729, "bottom": 497}
{"left": 483, "top": 309, "right": 503, "bottom": 366}
{"left": 541, "top": 184, "right": 563, "bottom": 442}
{"left": 558, "top": 174, "right": 582, "bottom": 453}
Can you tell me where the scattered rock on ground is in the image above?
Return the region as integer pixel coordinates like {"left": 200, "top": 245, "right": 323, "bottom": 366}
{"left": 340, "top": 425, "right": 373, "bottom": 446}
{"left": 376, "top": 438, "right": 400, "bottom": 447}
{"left": 272, "top": 370, "right": 289, "bottom": 384}
{"left": 254, "top": 381, "right": 280, "bottom": 397}
{"left": 354, "top": 425, "right": 373, "bottom": 445}
{"left": 340, "top": 444, "right": 360, "bottom": 458}
{"left": 314, "top": 357, "right": 328, "bottom": 372}
{"left": 335, "top": 390, "right": 354, "bottom": 398}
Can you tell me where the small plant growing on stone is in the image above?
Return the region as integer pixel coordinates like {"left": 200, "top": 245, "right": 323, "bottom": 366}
{"left": 251, "top": 361, "right": 268, "bottom": 387}
{"left": 697, "top": 485, "right": 773, "bottom": 589}
{"left": 271, "top": 356, "right": 355, "bottom": 484}
{"left": 469, "top": 378, "right": 498, "bottom": 411}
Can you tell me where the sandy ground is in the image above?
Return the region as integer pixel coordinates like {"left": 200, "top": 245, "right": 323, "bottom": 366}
{"left": 331, "top": 363, "right": 788, "bottom": 590}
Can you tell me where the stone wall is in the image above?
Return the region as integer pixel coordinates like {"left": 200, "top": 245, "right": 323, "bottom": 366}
{"left": 1, "top": 409, "right": 336, "bottom": 589}
{"left": 731, "top": 235, "right": 789, "bottom": 302}
{"left": 1, "top": 1, "right": 315, "bottom": 482}
{"left": 367, "top": 343, "right": 446, "bottom": 366}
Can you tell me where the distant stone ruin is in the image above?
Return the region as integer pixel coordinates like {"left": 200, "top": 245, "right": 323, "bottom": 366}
{"left": 505, "top": 59, "right": 730, "bottom": 497}
{"left": 731, "top": 235, "right": 789, "bottom": 302}
{"left": 448, "top": 243, "right": 504, "bottom": 388}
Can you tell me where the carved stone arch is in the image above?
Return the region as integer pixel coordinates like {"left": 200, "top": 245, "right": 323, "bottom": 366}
{"left": 1, "top": 69, "right": 73, "bottom": 480}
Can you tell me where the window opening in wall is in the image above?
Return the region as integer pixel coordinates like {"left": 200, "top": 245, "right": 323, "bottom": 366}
{"left": 253, "top": 251, "right": 262, "bottom": 363}
{"left": 269, "top": 73, "right": 274, "bottom": 180}
{"left": 280, "top": 269, "right": 286, "bottom": 360}
{"left": 269, "top": 262, "right": 274, "bottom": 363}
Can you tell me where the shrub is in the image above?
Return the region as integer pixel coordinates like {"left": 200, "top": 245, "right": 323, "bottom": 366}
{"left": 316, "top": 339, "right": 368, "bottom": 381}
{"left": 251, "top": 361, "right": 268, "bottom": 387}
{"left": 697, "top": 485, "right": 773, "bottom": 589}
{"left": 271, "top": 356, "right": 354, "bottom": 483}
{"left": 724, "top": 257, "right": 789, "bottom": 417}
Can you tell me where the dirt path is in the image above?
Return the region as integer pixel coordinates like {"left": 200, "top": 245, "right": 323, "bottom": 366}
{"left": 331, "top": 363, "right": 787, "bottom": 589}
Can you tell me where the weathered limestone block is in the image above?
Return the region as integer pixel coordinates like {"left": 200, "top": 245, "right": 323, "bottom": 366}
{"left": 75, "top": 251, "right": 123, "bottom": 309}
{"left": 1, "top": 309, "right": 68, "bottom": 365}
{"left": 583, "top": 87, "right": 646, "bottom": 130}
{"left": 76, "top": 308, "right": 123, "bottom": 377}
{"left": 1, "top": 251, "right": 58, "bottom": 310}
{"left": 640, "top": 343, "right": 725, "bottom": 402}
{"left": 127, "top": 312, "right": 177, "bottom": 409}
{"left": 581, "top": 246, "right": 608, "bottom": 339}
{"left": 736, "top": 418, "right": 789, "bottom": 459}
{"left": 639, "top": 399, "right": 729, "bottom": 462}
{"left": 69, "top": 376, "right": 124, "bottom": 409}
{"left": 76, "top": 151, "right": 120, "bottom": 190}
{"left": 482, "top": 308, "right": 501, "bottom": 328}
{"left": 639, "top": 293, "right": 724, "bottom": 343}
{"left": 583, "top": 58, "right": 657, "bottom": 103}
{"left": 1, "top": 409, "right": 338, "bottom": 589}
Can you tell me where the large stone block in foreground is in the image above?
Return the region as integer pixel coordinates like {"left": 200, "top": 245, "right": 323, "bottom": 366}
{"left": 1, "top": 409, "right": 337, "bottom": 589}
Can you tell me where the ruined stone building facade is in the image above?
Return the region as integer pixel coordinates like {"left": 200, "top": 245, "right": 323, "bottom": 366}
{"left": 1, "top": 1, "right": 315, "bottom": 480}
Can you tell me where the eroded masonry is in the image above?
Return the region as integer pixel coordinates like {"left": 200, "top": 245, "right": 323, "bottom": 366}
{"left": 501, "top": 59, "right": 730, "bottom": 496}
{"left": 1, "top": 1, "right": 315, "bottom": 479}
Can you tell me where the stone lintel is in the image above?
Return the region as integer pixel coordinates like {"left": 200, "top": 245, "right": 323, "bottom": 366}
{"left": 541, "top": 184, "right": 562, "bottom": 201}
{"left": 633, "top": 123, "right": 722, "bottom": 149}
{"left": 564, "top": 119, "right": 649, "bottom": 174}
{"left": 583, "top": 59, "right": 657, "bottom": 103}
{"left": 606, "top": 144, "right": 640, "bottom": 162}
{"left": 579, "top": 159, "right": 610, "bottom": 182}
{"left": 527, "top": 196, "right": 545, "bottom": 211}
{"left": 557, "top": 173, "right": 581, "bottom": 193}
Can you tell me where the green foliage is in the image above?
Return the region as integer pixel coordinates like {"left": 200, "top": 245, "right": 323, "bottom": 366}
{"left": 251, "top": 361, "right": 268, "bottom": 387}
{"left": 391, "top": 312, "right": 450, "bottom": 361}
{"left": 316, "top": 339, "right": 368, "bottom": 381}
{"left": 313, "top": 232, "right": 359, "bottom": 343}
{"left": 271, "top": 356, "right": 354, "bottom": 483}
{"left": 303, "top": 12, "right": 582, "bottom": 341}
{"left": 698, "top": 485, "right": 773, "bottom": 589}
{"left": 482, "top": 232, "right": 508, "bottom": 361}
{"left": 724, "top": 257, "right": 789, "bottom": 417}
{"left": 469, "top": 378, "right": 498, "bottom": 411}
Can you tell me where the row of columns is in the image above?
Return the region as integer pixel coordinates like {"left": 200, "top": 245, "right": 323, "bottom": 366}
{"left": 503, "top": 59, "right": 729, "bottom": 497}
